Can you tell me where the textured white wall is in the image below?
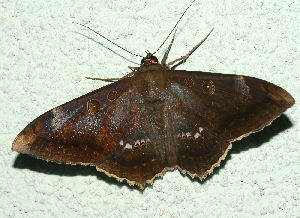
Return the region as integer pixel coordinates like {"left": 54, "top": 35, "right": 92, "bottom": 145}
{"left": 1, "top": 0, "right": 299, "bottom": 217}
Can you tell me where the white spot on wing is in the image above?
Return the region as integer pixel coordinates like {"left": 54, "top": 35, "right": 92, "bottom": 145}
{"left": 125, "top": 143, "right": 132, "bottom": 149}
{"left": 199, "top": 127, "right": 204, "bottom": 133}
{"left": 194, "top": 132, "right": 201, "bottom": 139}
{"left": 119, "top": 140, "right": 124, "bottom": 146}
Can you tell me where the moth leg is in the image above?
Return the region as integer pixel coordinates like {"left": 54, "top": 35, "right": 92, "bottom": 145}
{"left": 166, "top": 28, "right": 214, "bottom": 67}
{"left": 161, "top": 28, "right": 178, "bottom": 65}
{"left": 128, "top": 66, "right": 138, "bottom": 71}
{"left": 86, "top": 77, "right": 121, "bottom": 81}
{"left": 86, "top": 71, "right": 135, "bottom": 81}
{"left": 122, "top": 71, "right": 135, "bottom": 78}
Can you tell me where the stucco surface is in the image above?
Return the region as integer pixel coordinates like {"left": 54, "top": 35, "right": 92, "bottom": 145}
{"left": 1, "top": 0, "right": 299, "bottom": 217}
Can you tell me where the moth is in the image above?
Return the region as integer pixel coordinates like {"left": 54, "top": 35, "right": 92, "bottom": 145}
{"left": 12, "top": 6, "right": 294, "bottom": 189}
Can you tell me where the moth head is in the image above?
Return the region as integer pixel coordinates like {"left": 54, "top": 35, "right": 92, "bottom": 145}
{"left": 141, "top": 53, "right": 159, "bottom": 65}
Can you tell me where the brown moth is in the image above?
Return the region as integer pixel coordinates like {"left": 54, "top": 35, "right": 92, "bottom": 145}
{"left": 12, "top": 6, "right": 294, "bottom": 189}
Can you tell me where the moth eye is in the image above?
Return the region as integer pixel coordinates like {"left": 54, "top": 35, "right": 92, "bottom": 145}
{"left": 150, "top": 58, "right": 158, "bottom": 63}
{"left": 202, "top": 80, "right": 215, "bottom": 95}
{"left": 107, "top": 91, "right": 117, "bottom": 101}
{"left": 87, "top": 99, "right": 100, "bottom": 115}
{"left": 184, "top": 78, "right": 194, "bottom": 88}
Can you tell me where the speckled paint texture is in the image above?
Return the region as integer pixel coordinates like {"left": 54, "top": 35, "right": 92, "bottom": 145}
{"left": 1, "top": 0, "right": 299, "bottom": 217}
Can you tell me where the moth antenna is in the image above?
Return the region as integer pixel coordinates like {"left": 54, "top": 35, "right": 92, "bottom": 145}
{"left": 153, "top": 0, "right": 196, "bottom": 55}
{"left": 73, "top": 22, "right": 143, "bottom": 58}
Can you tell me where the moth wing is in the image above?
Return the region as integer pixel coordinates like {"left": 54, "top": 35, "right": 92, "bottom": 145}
{"left": 167, "top": 70, "right": 294, "bottom": 179}
{"left": 12, "top": 77, "right": 133, "bottom": 164}
{"left": 12, "top": 77, "right": 166, "bottom": 188}
{"left": 96, "top": 141, "right": 167, "bottom": 188}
